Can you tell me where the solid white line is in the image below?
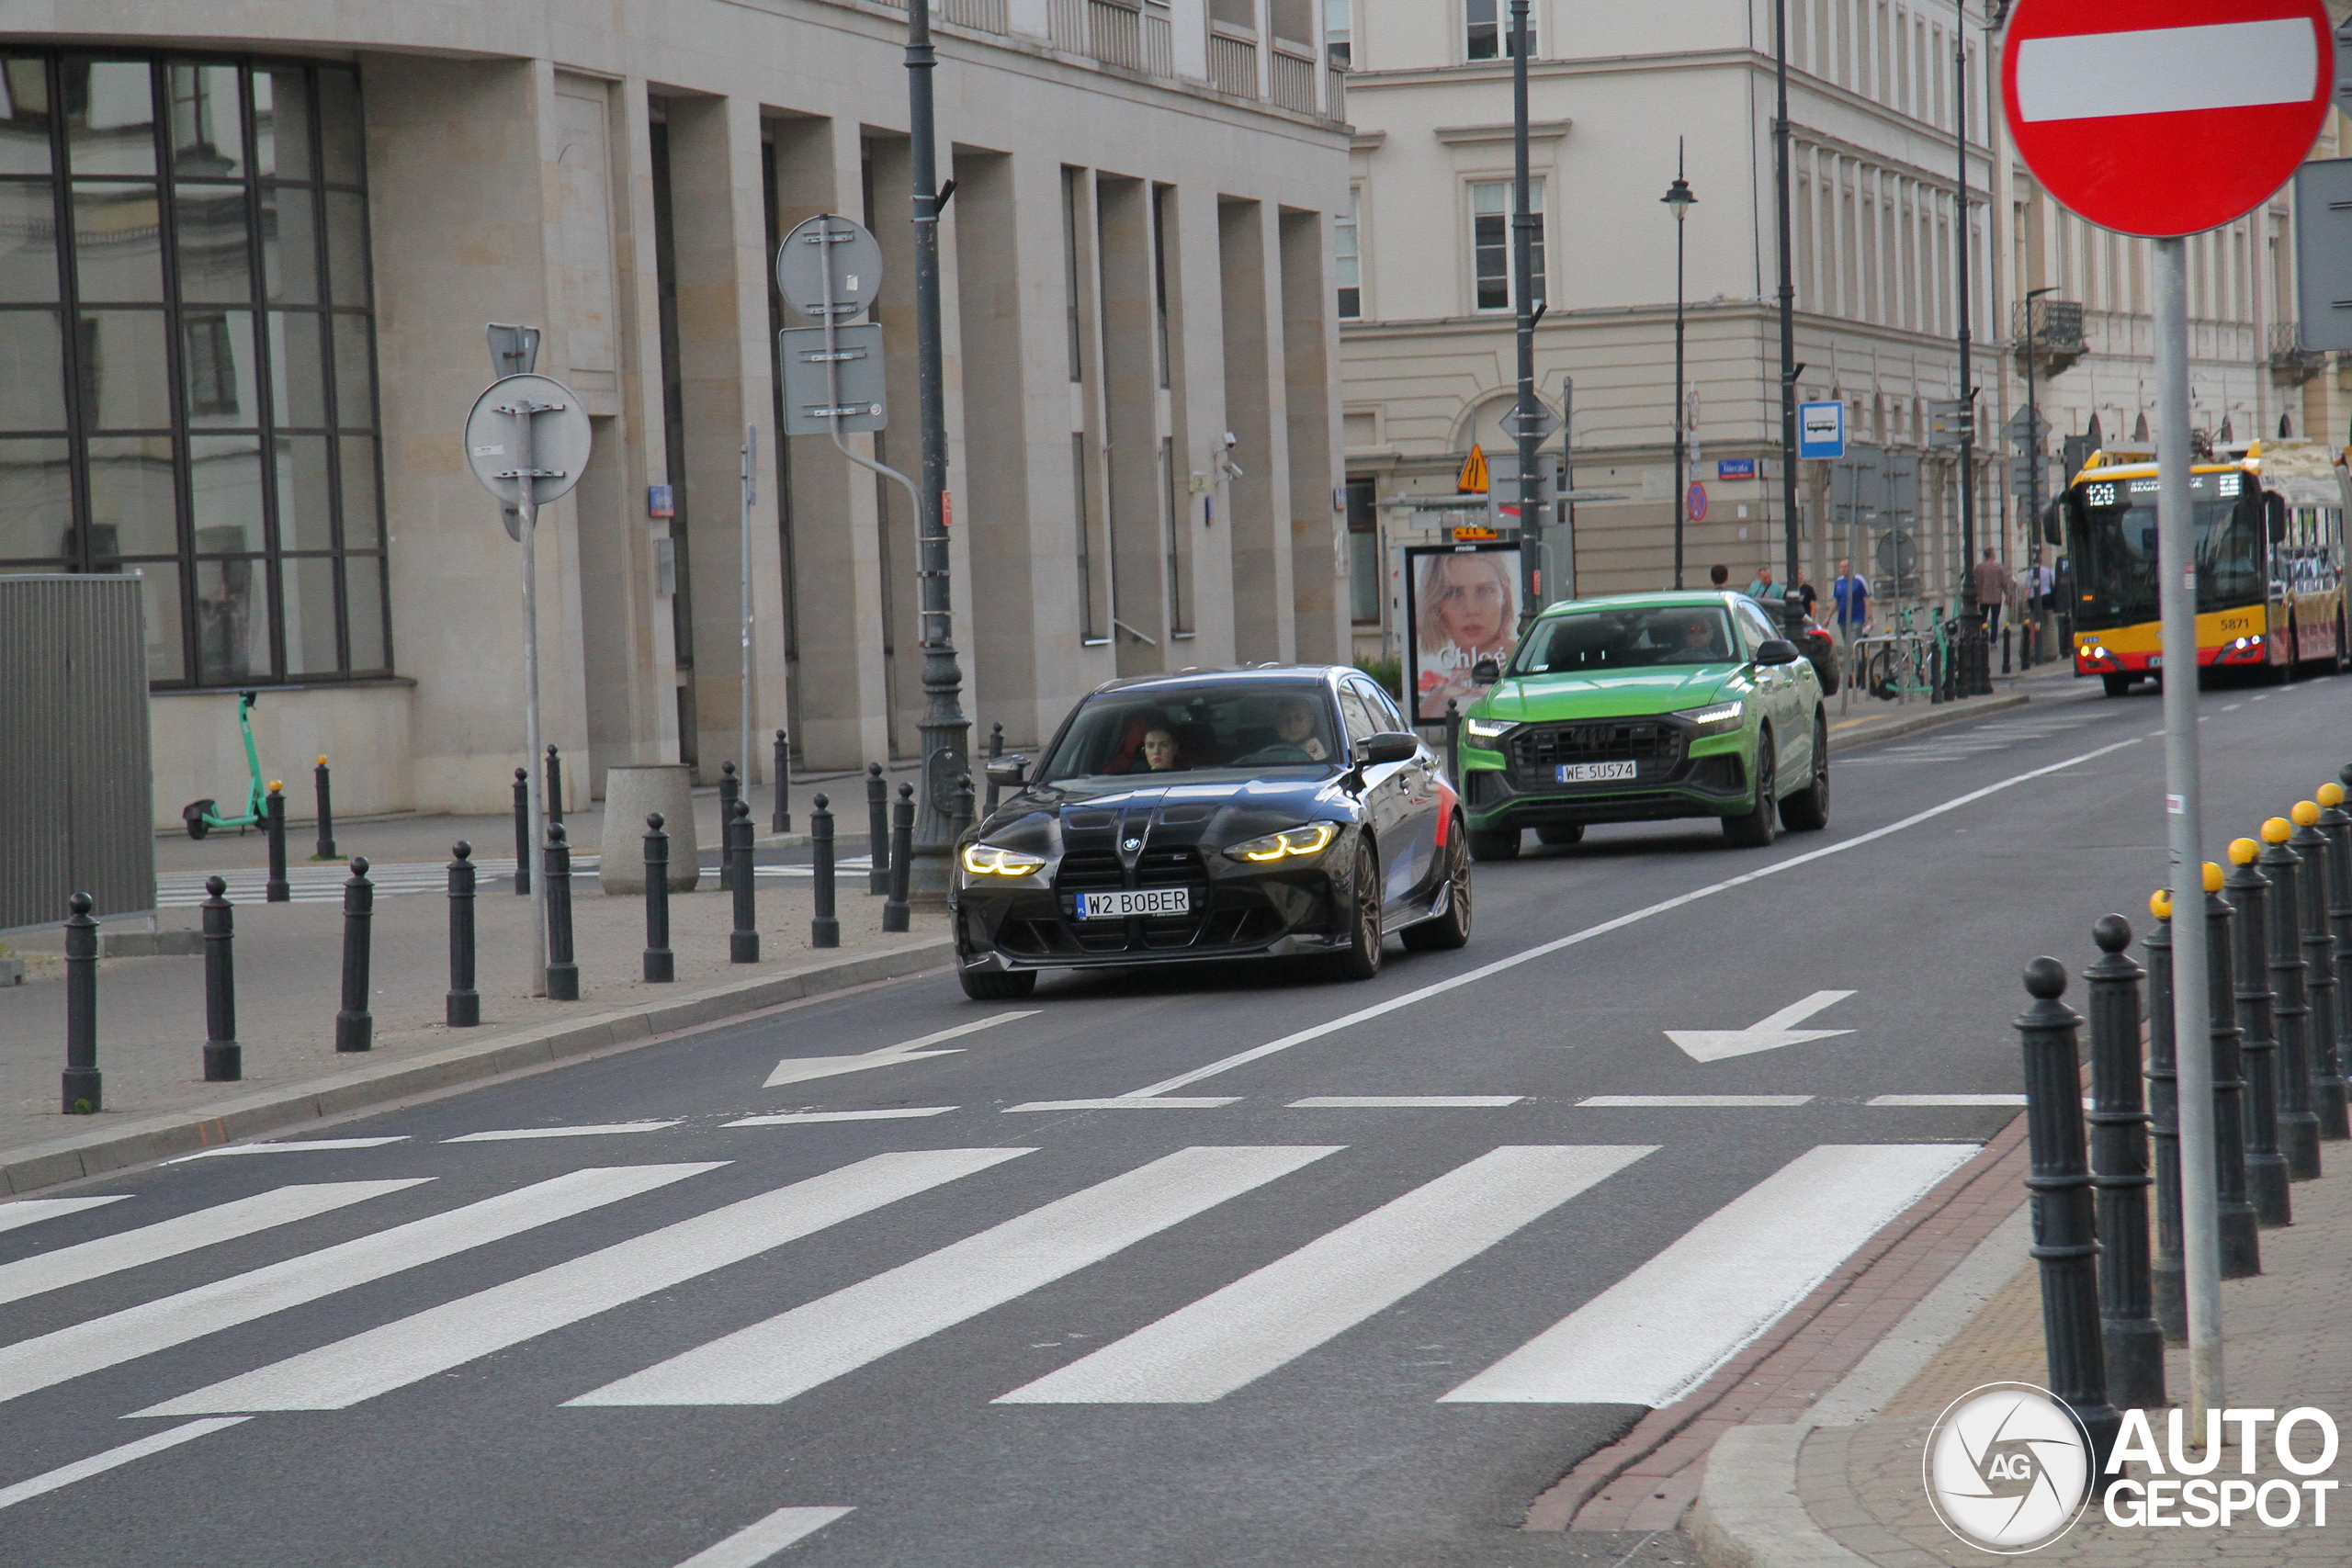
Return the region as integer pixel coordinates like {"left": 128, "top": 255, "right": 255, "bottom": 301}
{"left": 1285, "top": 1096, "right": 1524, "bottom": 1109}
{"left": 2015, "top": 19, "right": 2320, "bottom": 124}
{"left": 0, "top": 1181, "right": 424, "bottom": 1308}
{"left": 171, "top": 1136, "right": 410, "bottom": 1160}
{"left": 1868, "top": 1093, "right": 2027, "bottom": 1107}
{"left": 725, "top": 1108, "right": 957, "bottom": 1127}
{"left": 0, "top": 1419, "right": 249, "bottom": 1513}
{"left": 445, "top": 1122, "right": 682, "bottom": 1142}
{"left": 671, "top": 1506, "right": 855, "bottom": 1568}
{"left": 137, "top": 1150, "right": 1029, "bottom": 1416}
{"left": 1125, "top": 736, "right": 2143, "bottom": 1098}
{"left": 1001, "top": 1098, "right": 1239, "bottom": 1111}
{"left": 568, "top": 1145, "right": 1340, "bottom": 1407}
{"left": 994, "top": 1145, "right": 1654, "bottom": 1404}
{"left": 1577, "top": 1095, "right": 1814, "bottom": 1109}
{"left": 0, "top": 1164, "right": 718, "bottom": 1407}
{"left": 0, "top": 1196, "right": 131, "bottom": 1235}
{"left": 1439, "top": 1144, "right": 1978, "bottom": 1406}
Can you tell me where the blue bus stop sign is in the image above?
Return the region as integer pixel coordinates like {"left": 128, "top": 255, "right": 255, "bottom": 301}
{"left": 1798, "top": 400, "right": 1846, "bottom": 459}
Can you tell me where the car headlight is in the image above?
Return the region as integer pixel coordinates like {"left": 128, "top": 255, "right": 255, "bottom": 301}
{"left": 1223, "top": 822, "right": 1340, "bottom": 863}
{"left": 960, "top": 842, "right": 1046, "bottom": 876}
{"left": 1463, "top": 716, "right": 1511, "bottom": 747}
{"left": 1671, "top": 699, "right": 1746, "bottom": 737}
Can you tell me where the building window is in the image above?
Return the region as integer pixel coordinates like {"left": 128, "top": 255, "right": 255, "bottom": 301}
{"left": 1062, "top": 166, "right": 1084, "bottom": 383}
{"left": 1071, "top": 433, "right": 1097, "bottom": 640}
{"left": 1465, "top": 0, "right": 1535, "bottom": 62}
{"left": 1346, "top": 476, "right": 1380, "bottom": 624}
{"left": 0, "top": 51, "right": 389, "bottom": 688}
{"left": 1470, "top": 179, "right": 1544, "bottom": 312}
{"left": 1326, "top": 0, "right": 1351, "bottom": 66}
{"left": 1336, "top": 186, "right": 1361, "bottom": 319}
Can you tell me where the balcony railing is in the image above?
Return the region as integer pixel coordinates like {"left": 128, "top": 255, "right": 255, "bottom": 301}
{"left": 1046, "top": 0, "right": 1171, "bottom": 74}
{"left": 1325, "top": 63, "right": 1347, "bottom": 121}
{"left": 1269, "top": 45, "right": 1316, "bottom": 113}
{"left": 1208, "top": 30, "right": 1259, "bottom": 96}
{"left": 2269, "top": 320, "right": 2330, "bottom": 382}
{"left": 876, "top": 0, "right": 1008, "bottom": 31}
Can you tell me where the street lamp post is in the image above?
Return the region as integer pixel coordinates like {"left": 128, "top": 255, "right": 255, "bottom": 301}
{"left": 1953, "top": 28, "right": 1983, "bottom": 695}
{"left": 1510, "top": 0, "right": 1543, "bottom": 629}
{"left": 1771, "top": 0, "right": 1801, "bottom": 631}
{"left": 2023, "top": 286, "right": 2059, "bottom": 636}
{"left": 1663, "top": 145, "right": 1696, "bottom": 592}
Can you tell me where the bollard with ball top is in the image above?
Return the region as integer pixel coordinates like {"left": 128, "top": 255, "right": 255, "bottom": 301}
{"left": 201, "top": 876, "right": 241, "bottom": 1082}
{"left": 2016, "top": 955, "right": 2121, "bottom": 1470}
{"left": 545, "top": 743, "right": 565, "bottom": 826}
{"left": 544, "top": 824, "right": 579, "bottom": 1000}
{"left": 810, "top": 793, "right": 840, "bottom": 949}
{"left": 62, "top": 892, "right": 99, "bottom": 1112}
{"left": 772, "top": 729, "right": 792, "bottom": 834}
{"left": 2201, "top": 860, "right": 2262, "bottom": 1277}
{"left": 729, "top": 799, "right": 758, "bottom": 964}
{"left": 334, "top": 857, "right": 374, "bottom": 1052}
{"left": 2321, "top": 779, "right": 2352, "bottom": 1136}
{"left": 2224, "top": 837, "right": 2291, "bottom": 1225}
{"left": 2143, "top": 890, "right": 2186, "bottom": 1342}
{"left": 265, "top": 781, "right": 290, "bottom": 902}
{"left": 717, "top": 761, "right": 739, "bottom": 890}
{"left": 984, "top": 722, "right": 1004, "bottom": 817}
{"left": 2300, "top": 795, "right": 2351, "bottom": 1140}
{"left": 643, "top": 812, "right": 674, "bottom": 983}
{"left": 884, "top": 782, "right": 913, "bottom": 933}
{"left": 2258, "top": 817, "right": 2321, "bottom": 1180}
{"left": 447, "top": 842, "right": 479, "bottom": 1027}
{"left": 312, "top": 754, "right": 338, "bottom": 860}
{"left": 512, "top": 768, "right": 531, "bottom": 896}
{"left": 867, "top": 762, "right": 889, "bottom": 896}
{"left": 2084, "top": 914, "right": 2162, "bottom": 1410}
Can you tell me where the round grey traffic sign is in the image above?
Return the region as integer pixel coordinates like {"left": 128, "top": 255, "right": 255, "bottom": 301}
{"left": 465, "top": 374, "right": 594, "bottom": 513}
{"left": 776, "top": 213, "right": 883, "bottom": 321}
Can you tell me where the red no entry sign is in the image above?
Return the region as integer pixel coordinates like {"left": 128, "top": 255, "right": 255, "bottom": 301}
{"left": 2002, "top": 0, "right": 2335, "bottom": 237}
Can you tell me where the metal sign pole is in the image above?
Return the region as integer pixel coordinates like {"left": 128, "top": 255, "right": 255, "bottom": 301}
{"left": 2155, "top": 233, "right": 2223, "bottom": 1423}
{"left": 514, "top": 403, "right": 548, "bottom": 997}
{"left": 741, "top": 424, "right": 755, "bottom": 800}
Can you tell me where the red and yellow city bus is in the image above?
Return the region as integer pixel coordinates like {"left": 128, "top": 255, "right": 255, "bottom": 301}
{"left": 2064, "top": 440, "right": 2351, "bottom": 696}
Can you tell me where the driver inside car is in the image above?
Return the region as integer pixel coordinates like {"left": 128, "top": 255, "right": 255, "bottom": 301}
{"left": 1136, "top": 727, "right": 1185, "bottom": 772}
{"left": 1271, "top": 697, "right": 1331, "bottom": 761}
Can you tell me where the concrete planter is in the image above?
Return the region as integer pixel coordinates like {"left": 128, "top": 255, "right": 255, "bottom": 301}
{"left": 599, "top": 765, "right": 699, "bottom": 895}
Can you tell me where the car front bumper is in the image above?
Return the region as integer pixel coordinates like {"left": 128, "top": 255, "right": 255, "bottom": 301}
{"left": 1459, "top": 727, "right": 1752, "bottom": 829}
{"left": 951, "top": 858, "right": 1356, "bottom": 973}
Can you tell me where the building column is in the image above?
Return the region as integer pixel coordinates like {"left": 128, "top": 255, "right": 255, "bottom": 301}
{"left": 1098, "top": 175, "right": 1168, "bottom": 673}
{"left": 1279, "top": 205, "right": 1343, "bottom": 666}
{"left": 1219, "top": 196, "right": 1292, "bottom": 662}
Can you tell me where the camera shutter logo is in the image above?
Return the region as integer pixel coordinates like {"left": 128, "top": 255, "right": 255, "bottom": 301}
{"left": 1923, "top": 1382, "right": 2093, "bottom": 1553}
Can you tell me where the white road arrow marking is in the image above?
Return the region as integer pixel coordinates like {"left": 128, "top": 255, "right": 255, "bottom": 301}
{"left": 763, "top": 1010, "right": 1037, "bottom": 1089}
{"left": 1666, "top": 990, "right": 1856, "bottom": 1063}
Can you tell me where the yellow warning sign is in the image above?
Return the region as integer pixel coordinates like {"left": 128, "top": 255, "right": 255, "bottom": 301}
{"left": 1456, "top": 444, "right": 1489, "bottom": 494}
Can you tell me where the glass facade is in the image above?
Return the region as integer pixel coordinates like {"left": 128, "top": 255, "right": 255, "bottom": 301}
{"left": 0, "top": 51, "right": 389, "bottom": 686}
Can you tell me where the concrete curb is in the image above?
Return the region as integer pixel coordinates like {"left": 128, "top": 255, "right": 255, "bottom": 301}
{"left": 1689, "top": 1428, "right": 1877, "bottom": 1568}
{"left": 1, "top": 936, "right": 954, "bottom": 1196}
{"left": 1830, "top": 691, "right": 2030, "bottom": 750}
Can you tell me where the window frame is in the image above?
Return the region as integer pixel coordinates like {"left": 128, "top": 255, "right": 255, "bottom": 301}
{"left": 1464, "top": 0, "right": 1537, "bottom": 62}
{"left": 1467, "top": 176, "right": 1545, "bottom": 314}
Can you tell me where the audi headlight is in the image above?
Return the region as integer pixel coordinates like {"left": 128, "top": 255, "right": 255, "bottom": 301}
{"left": 1223, "top": 822, "right": 1339, "bottom": 863}
{"left": 1671, "top": 699, "right": 1746, "bottom": 737}
{"left": 960, "top": 842, "right": 1046, "bottom": 877}
{"left": 1464, "top": 716, "right": 1511, "bottom": 748}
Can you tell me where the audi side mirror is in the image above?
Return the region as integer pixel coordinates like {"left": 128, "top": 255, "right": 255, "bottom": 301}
{"left": 1358, "top": 731, "right": 1419, "bottom": 765}
{"left": 1754, "top": 638, "right": 1801, "bottom": 666}
{"left": 985, "top": 756, "right": 1028, "bottom": 787}
{"left": 1471, "top": 657, "right": 1501, "bottom": 684}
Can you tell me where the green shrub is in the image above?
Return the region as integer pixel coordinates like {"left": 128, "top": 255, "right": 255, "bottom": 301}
{"left": 1354, "top": 657, "right": 1403, "bottom": 703}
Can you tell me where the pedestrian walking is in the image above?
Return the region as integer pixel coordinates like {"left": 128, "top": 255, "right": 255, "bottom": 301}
{"left": 1743, "top": 564, "right": 1777, "bottom": 602}
{"left": 1973, "top": 547, "right": 2013, "bottom": 643}
{"left": 1832, "top": 558, "right": 1871, "bottom": 639}
{"left": 1796, "top": 574, "right": 1818, "bottom": 620}
{"left": 1709, "top": 563, "right": 1731, "bottom": 589}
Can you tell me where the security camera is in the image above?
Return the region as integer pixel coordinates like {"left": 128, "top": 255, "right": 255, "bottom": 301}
{"left": 1222, "top": 431, "right": 1239, "bottom": 449}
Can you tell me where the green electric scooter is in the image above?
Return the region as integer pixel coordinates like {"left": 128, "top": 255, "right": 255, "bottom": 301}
{"left": 182, "top": 690, "right": 271, "bottom": 840}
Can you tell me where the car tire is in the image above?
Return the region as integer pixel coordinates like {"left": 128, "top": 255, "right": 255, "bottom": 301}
{"left": 2100, "top": 673, "right": 2132, "bottom": 698}
{"left": 1779, "top": 715, "right": 1829, "bottom": 832}
{"left": 1722, "top": 732, "right": 1779, "bottom": 848}
{"left": 1402, "top": 821, "right": 1472, "bottom": 952}
{"left": 957, "top": 966, "right": 1037, "bottom": 1001}
{"left": 1330, "top": 840, "right": 1384, "bottom": 980}
{"left": 1534, "top": 823, "right": 1584, "bottom": 846}
{"left": 1467, "top": 826, "right": 1521, "bottom": 862}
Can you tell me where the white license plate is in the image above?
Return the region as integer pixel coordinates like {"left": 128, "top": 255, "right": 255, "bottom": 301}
{"left": 1073, "top": 887, "right": 1193, "bottom": 919}
{"left": 1557, "top": 761, "right": 1639, "bottom": 784}
{"left": 2147, "top": 655, "right": 2162, "bottom": 669}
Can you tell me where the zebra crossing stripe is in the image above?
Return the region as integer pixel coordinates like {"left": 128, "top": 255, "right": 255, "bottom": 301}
{"left": 0, "top": 1164, "right": 718, "bottom": 1408}
{"left": 670, "top": 1505, "right": 854, "bottom": 1568}
{"left": 0, "top": 1418, "right": 250, "bottom": 1514}
{"left": 136, "top": 1150, "right": 1032, "bottom": 1416}
{"left": 994, "top": 1145, "right": 1655, "bottom": 1404}
{"left": 0, "top": 1195, "right": 131, "bottom": 1236}
{"left": 566, "top": 1145, "right": 1341, "bottom": 1408}
{"left": 1438, "top": 1144, "right": 1976, "bottom": 1407}
{"left": 0, "top": 1181, "right": 423, "bottom": 1309}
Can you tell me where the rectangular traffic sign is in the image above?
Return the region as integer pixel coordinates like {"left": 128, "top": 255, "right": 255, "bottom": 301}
{"left": 2294, "top": 157, "right": 2352, "bottom": 353}
{"left": 1798, "top": 401, "right": 1846, "bottom": 460}
{"left": 780, "top": 324, "right": 887, "bottom": 435}
{"left": 1715, "top": 457, "right": 1758, "bottom": 480}
{"left": 1926, "top": 400, "right": 1972, "bottom": 449}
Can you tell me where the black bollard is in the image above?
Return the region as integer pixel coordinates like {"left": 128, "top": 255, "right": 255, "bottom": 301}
{"left": 2083, "top": 915, "right": 2162, "bottom": 1410}
{"left": 334, "top": 856, "right": 374, "bottom": 1052}
{"left": 866, "top": 762, "right": 889, "bottom": 896}
{"left": 512, "top": 768, "right": 531, "bottom": 896}
{"left": 729, "top": 800, "right": 758, "bottom": 964}
{"left": 2294, "top": 797, "right": 2351, "bottom": 1140}
{"left": 717, "top": 761, "right": 739, "bottom": 890}
{"left": 811, "top": 792, "right": 840, "bottom": 948}
{"left": 643, "top": 812, "right": 674, "bottom": 983}
{"left": 313, "top": 754, "right": 338, "bottom": 860}
{"left": 985, "top": 722, "right": 1004, "bottom": 817}
{"left": 545, "top": 824, "right": 579, "bottom": 1000}
{"left": 447, "top": 841, "right": 479, "bottom": 1028}
{"left": 2202, "top": 861, "right": 2263, "bottom": 1276}
{"left": 2258, "top": 818, "right": 2321, "bottom": 1180}
{"left": 2016, "top": 957, "right": 2120, "bottom": 1471}
{"left": 1444, "top": 699, "right": 1461, "bottom": 784}
{"left": 884, "top": 782, "right": 913, "bottom": 933}
{"left": 2001, "top": 623, "right": 2013, "bottom": 675}
{"left": 772, "top": 729, "right": 793, "bottom": 834}
{"left": 265, "top": 781, "right": 290, "bottom": 903}
{"left": 545, "top": 743, "right": 565, "bottom": 826}
{"left": 2143, "top": 891, "right": 2186, "bottom": 1342}
{"left": 62, "top": 892, "right": 99, "bottom": 1113}
{"left": 201, "top": 875, "right": 241, "bottom": 1082}
{"left": 2323, "top": 778, "right": 2352, "bottom": 1138}
{"left": 2224, "top": 838, "right": 2291, "bottom": 1225}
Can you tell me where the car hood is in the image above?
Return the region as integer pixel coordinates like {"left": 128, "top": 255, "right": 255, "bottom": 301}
{"left": 1473, "top": 664, "right": 1747, "bottom": 722}
{"left": 972, "top": 772, "right": 1358, "bottom": 858}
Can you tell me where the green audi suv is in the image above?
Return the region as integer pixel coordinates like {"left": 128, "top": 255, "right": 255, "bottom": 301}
{"left": 1456, "top": 591, "right": 1829, "bottom": 858}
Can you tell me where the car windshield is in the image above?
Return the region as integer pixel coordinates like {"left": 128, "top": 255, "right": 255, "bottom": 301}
{"left": 1034, "top": 682, "right": 1342, "bottom": 783}
{"left": 1508, "top": 605, "right": 1738, "bottom": 674}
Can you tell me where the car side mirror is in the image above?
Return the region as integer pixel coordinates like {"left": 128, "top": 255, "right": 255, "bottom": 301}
{"left": 1471, "top": 657, "right": 1500, "bottom": 684}
{"left": 1753, "top": 638, "right": 1801, "bottom": 666}
{"left": 1357, "top": 731, "right": 1419, "bottom": 765}
{"left": 985, "top": 756, "right": 1028, "bottom": 787}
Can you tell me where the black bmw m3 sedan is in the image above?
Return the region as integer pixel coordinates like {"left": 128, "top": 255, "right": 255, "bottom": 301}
{"left": 951, "top": 666, "right": 1472, "bottom": 999}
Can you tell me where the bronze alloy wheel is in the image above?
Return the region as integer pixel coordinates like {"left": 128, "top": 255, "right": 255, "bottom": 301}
{"left": 1333, "top": 840, "right": 1383, "bottom": 980}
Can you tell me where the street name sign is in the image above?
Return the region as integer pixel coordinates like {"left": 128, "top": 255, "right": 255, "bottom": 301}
{"left": 2002, "top": 1, "right": 2335, "bottom": 238}
{"left": 1798, "top": 400, "right": 1845, "bottom": 459}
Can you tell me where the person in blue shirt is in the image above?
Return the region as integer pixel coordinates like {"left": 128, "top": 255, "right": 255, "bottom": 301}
{"left": 1832, "top": 558, "right": 1871, "bottom": 638}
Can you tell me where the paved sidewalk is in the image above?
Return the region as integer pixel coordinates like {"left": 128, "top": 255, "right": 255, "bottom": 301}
{"left": 1828, "top": 657, "right": 2085, "bottom": 750}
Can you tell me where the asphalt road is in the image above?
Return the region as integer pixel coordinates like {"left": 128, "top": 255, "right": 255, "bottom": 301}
{"left": 6, "top": 670, "right": 2349, "bottom": 1568}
